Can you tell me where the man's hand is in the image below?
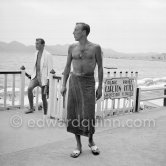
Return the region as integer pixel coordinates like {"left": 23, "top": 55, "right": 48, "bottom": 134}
{"left": 44, "top": 85, "right": 48, "bottom": 95}
{"left": 96, "top": 86, "right": 102, "bottom": 101}
{"left": 43, "top": 80, "right": 49, "bottom": 97}
{"left": 25, "top": 73, "right": 31, "bottom": 80}
{"left": 46, "top": 80, "right": 49, "bottom": 87}
{"left": 60, "top": 86, "right": 67, "bottom": 97}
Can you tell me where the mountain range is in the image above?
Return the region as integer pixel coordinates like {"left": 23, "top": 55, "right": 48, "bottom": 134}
{"left": 0, "top": 41, "right": 165, "bottom": 61}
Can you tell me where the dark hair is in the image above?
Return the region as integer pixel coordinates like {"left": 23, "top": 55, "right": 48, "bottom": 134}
{"left": 36, "top": 38, "right": 45, "bottom": 45}
{"left": 76, "top": 22, "right": 90, "bottom": 36}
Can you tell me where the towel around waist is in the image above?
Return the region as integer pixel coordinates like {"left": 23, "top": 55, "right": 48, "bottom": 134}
{"left": 71, "top": 72, "right": 94, "bottom": 77}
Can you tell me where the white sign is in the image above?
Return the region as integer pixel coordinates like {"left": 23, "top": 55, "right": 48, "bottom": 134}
{"left": 104, "top": 77, "right": 135, "bottom": 99}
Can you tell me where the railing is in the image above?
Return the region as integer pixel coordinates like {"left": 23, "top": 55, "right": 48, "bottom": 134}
{"left": 136, "top": 86, "right": 166, "bottom": 111}
{"left": 95, "top": 71, "right": 138, "bottom": 119}
{"left": 0, "top": 66, "right": 40, "bottom": 111}
{"left": 47, "top": 70, "right": 64, "bottom": 121}
{"left": 47, "top": 70, "right": 138, "bottom": 121}
{"left": 1, "top": 67, "right": 147, "bottom": 122}
{"left": 0, "top": 66, "right": 26, "bottom": 110}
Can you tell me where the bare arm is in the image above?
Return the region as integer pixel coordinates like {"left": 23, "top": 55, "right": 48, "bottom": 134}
{"left": 95, "top": 45, "right": 103, "bottom": 100}
{"left": 62, "top": 45, "right": 73, "bottom": 88}
{"left": 96, "top": 45, "right": 103, "bottom": 88}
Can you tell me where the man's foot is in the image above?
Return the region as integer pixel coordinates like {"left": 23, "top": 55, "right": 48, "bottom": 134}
{"left": 70, "top": 149, "right": 82, "bottom": 158}
{"left": 50, "top": 115, "right": 56, "bottom": 119}
{"left": 88, "top": 144, "right": 100, "bottom": 155}
{"left": 43, "top": 115, "right": 49, "bottom": 120}
{"left": 25, "top": 108, "right": 34, "bottom": 114}
{"left": 38, "top": 105, "right": 43, "bottom": 110}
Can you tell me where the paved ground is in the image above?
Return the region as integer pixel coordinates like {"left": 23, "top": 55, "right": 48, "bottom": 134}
{"left": 0, "top": 107, "right": 166, "bottom": 166}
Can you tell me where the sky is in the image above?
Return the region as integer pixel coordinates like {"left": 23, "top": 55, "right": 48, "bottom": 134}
{"left": 0, "top": 0, "right": 166, "bottom": 53}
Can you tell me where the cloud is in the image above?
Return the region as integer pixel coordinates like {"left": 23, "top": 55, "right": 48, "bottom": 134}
{"left": 0, "top": 0, "right": 166, "bottom": 52}
{"left": 140, "top": 0, "right": 166, "bottom": 9}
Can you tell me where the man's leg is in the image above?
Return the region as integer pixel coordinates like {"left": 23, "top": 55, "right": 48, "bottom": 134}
{"left": 89, "top": 134, "right": 95, "bottom": 146}
{"left": 75, "top": 134, "right": 82, "bottom": 151}
{"left": 41, "top": 86, "right": 48, "bottom": 115}
{"left": 70, "top": 134, "right": 82, "bottom": 158}
{"left": 89, "top": 134, "right": 100, "bottom": 155}
{"left": 26, "top": 78, "right": 39, "bottom": 113}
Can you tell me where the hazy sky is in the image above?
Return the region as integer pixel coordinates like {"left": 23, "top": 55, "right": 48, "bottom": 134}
{"left": 0, "top": 0, "right": 166, "bottom": 53}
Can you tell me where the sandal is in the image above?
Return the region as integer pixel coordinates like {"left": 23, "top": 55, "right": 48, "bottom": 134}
{"left": 88, "top": 144, "right": 100, "bottom": 155}
{"left": 70, "top": 149, "right": 82, "bottom": 158}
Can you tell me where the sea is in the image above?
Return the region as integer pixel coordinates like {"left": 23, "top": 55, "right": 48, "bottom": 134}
{"left": 0, "top": 52, "right": 166, "bottom": 107}
{"left": 0, "top": 52, "right": 166, "bottom": 88}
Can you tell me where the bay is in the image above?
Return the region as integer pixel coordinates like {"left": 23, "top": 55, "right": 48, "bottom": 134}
{"left": 0, "top": 52, "right": 166, "bottom": 89}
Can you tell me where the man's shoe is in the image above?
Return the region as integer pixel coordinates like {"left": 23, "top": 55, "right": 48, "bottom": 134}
{"left": 25, "top": 109, "right": 34, "bottom": 114}
{"left": 70, "top": 149, "right": 82, "bottom": 158}
{"left": 43, "top": 114, "right": 50, "bottom": 120}
{"left": 88, "top": 144, "right": 100, "bottom": 155}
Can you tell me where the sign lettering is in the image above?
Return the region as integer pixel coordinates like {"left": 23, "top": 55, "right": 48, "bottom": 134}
{"left": 104, "top": 77, "right": 135, "bottom": 99}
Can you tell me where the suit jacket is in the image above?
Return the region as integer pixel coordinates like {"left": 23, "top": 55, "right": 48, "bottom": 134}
{"left": 31, "top": 49, "right": 53, "bottom": 86}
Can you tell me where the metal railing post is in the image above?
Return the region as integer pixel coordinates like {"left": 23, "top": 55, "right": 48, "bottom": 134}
{"left": 35, "top": 87, "right": 39, "bottom": 111}
{"left": 12, "top": 74, "right": 15, "bottom": 107}
{"left": 163, "top": 85, "right": 166, "bottom": 106}
{"left": 4, "top": 74, "right": 7, "bottom": 109}
{"left": 47, "top": 69, "right": 56, "bottom": 117}
{"left": 134, "top": 87, "right": 140, "bottom": 112}
{"left": 20, "top": 66, "right": 25, "bottom": 109}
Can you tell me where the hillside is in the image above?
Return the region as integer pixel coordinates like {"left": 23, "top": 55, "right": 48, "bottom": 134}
{"left": 0, "top": 41, "right": 165, "bottom": 61}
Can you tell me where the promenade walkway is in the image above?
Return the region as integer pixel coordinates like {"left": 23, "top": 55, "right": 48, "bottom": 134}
{"left": 0, "top": 107, "right": 166, "bottom": 166}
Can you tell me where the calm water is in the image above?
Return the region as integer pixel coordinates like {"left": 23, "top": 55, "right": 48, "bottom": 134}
{"left": 0, "top": 52, "right": 166, "bottom": 88}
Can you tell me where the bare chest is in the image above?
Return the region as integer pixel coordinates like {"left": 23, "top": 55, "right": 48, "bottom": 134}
{"left": 36, "top": 53, "right": 42, "bottom": 67}
{"left": 72, "top": 46, "right": 95, "bottom": 60}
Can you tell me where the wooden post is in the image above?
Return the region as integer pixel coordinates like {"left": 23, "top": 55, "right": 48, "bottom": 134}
{"left": 123, "top": 72, "right": 128, "bottom": 110}
{"left": 164, "top": 85, "right": 166, "bottom": 106}
{"left": 132, "top": 71, "right": 137, "bottom": 112}
{"left": 47, "top": 69, "right": 56, "bottom": 117}
{"left": 135, "top": 72, "right": 138, "bottom": 87}
{"left": 63, "top": 78, "right": 69, "bottom": 121}
{"left": 131, "top": 71, "right": 133, "bottom": 78}
{"left": 117, "top": 72, "right": 122, "bottom": 114}
{"left": 114, "top": 71, "right": 117, "bottom": 77}
{"left": 53, "top": 78, "right": 58, "bottom": 118}
{"left": 12, "top": 74, "right": 15, "bottom": 107}
{"left": 125, "top": 71, "right": 128, "bottom": 77}
{"left": 20, "top": 66, "right": 25, "bottom": 109}
{"left": 112, "top": 72, "right": 116, "bottom": 111}
{"left": 107, "top": 71, "right": 110, "bottom": 78}
{"left": 4, "top": 74, "right": 7, "bottom": 109}
{"left": 104, "top": 71, "right": 110, "bottom": 116}
{"left": 134, "top": 88, "right": 140, "bottom": 112}
{"left": 58, "top": 72, "right": 67, "bottom": 122}
{"left": 35, "top": 86, "right": 39, "bottom": 111}
{"left": 57, "top": 78, "right": 62, "bottom": 120}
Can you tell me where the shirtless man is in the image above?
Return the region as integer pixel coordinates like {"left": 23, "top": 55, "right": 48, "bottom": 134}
{"left": 61, "top": 23, "right": 103, "bottom": 158}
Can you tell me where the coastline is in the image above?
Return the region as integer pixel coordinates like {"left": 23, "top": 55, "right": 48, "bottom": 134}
{"left": 105, "top": 56, "right": 166, "bottom": 62}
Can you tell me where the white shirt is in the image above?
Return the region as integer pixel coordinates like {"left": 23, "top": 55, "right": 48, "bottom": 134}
{"left": 31, "top": 49, "right": 53, "bottom": 86}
